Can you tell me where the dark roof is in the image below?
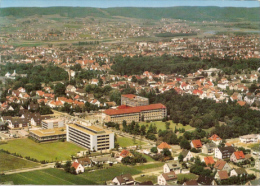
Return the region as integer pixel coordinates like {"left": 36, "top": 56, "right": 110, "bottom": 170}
{"left": 197, "top": 175, "right": 214, "bottom": 185}
{"left": 29, "top": 103, "right": 39, "bottom": 110}
{"left": 137, "top": 181, "right": 153, "bottom": 185}
{"left": 2, "top": 116, "right": 12, "bottom": 121}
{"left": 181, "top": 149, "right": 189, "bottom": 157}
{"left": 115, "top": 173, "right": 134, "bottom": 185}
{"left": 234, "top": 168, "right": 247, "bottom": 175}
{"left": 184, "top": 180, "right": 198, "bottom": 185}
{"left": 77, "top": 157, "right": 91, "bottom": 166}
{"left": 10, "top": 118, "right": 29, "bottom": 125}
{"left": 218, "top": 146, "right": 236, "bottom": 154}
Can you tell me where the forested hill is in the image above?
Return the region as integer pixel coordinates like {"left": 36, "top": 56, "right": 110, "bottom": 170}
{"left": 0, "top": 6, "right": 259, "bottom": 21}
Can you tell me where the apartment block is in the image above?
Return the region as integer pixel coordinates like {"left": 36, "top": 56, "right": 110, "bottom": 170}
{"left": 66, "top": 123, "right": 114, "bottom": 151}
{"left": 121, "top": 94, "right": 149, "bottom": 107}
{"left": 104, "top": 103, "right": 167, "bottom": 124}
{"left": 41, "top": 118, "right": 64, "bottom": 129}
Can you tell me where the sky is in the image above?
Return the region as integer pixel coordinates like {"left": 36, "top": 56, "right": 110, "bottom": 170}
{"left": 1, "top": 0, "right": 260, "bottom": 8}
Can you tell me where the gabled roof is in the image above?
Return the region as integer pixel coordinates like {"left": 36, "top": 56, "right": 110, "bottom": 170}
{"left": 197, "top": 175, "right": 214, "bottom": 185}
{"left": 208, "top": 134, "right": 222, "bottom": 141}
{"left": 157, "top": 142, "right": 171, "bottom": 149}
{"left": 184, "top": 180, "right": 198, "bottom": 185}
{"left": 120, "top": 149, "right": 131, "bottom": 157}
{"left": 161, "top": 171, "right": 177, "bottom": 181}
{"left": 218, "top": 146, "right": 236, "bottom": 154}
{"left": 114, "top": 173, "right": 134, "bottom": 184}
{"left": 204, "top": 156, "right": 215, "bottom": 166}
{"left": 71, "top": 162, "right": 80, "bottom": 169}
{"left": 217, "top": 170, "right": 229, "bottom": 180}
{"left": 191, "top": 139, "right": 202, "bottom": 148}
{"left": 233, "top": 168, "right": 247, "bottom": 175}
{"left": 181, "top": 149, "right": 190, "bottom": 157}
{"left": 233, "top": 151, "right": 245, "bottom": 160}
{"left": 214, "top": 159, "right": 227, "bottom": 170}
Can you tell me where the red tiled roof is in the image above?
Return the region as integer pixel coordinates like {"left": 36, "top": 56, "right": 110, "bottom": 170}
{"left": 104, "top": 103, "right": 166, "bottom": 116}
{"left": 120, "top": 149, "right": 131, "bottom": 157}
{"left": 117, "top": 105, "right": 132, "bottom": 109}
{"left": 214, "top": 159, "right": 227, "bottom": 170}
{"left": 234, "top": 151, "right": 245, "bottom": 160}
{"left": 72, "top": 162, "right": 80, "bottom": 169}
{"left": 157, "top": 142, "right": 171, "bottom": 149}
{"left": 191, "top": 139, "right": 202, "bottom": 148}
{"left": 217, "top": 170, "right": 229, "bottom": 180}
{"left": 209, "top": 134, "right": 222, "bottom": 141}
{"left": 122, "top": 94, "right": 136, "bottom": 99}
{"left": 204, "top": 156, "right": 215, "bottom": 166}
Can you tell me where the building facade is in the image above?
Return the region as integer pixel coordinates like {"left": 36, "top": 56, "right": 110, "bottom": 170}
{"left": 104, "top": 103, "right": 167, "bottom": 124}
{"left": 29, "top": 127, "right": 66, "bottom": 142}
{"left": 121, "top": 94, "right": 149, "bottom": 107}
{"left": 66, "top": 123, "right": 114, "bottom": 151}
{"left": 41, "top": 118, "right": 64, "bottom": 129}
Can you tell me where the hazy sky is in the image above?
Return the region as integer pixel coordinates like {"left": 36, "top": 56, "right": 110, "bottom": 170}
{"left": 1, "top": 0, "right": 260, "bottom": 8}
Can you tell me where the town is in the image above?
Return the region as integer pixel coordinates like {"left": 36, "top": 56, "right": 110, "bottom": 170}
{"left": 0, "top": 5, "right": 260, "bottom": 186}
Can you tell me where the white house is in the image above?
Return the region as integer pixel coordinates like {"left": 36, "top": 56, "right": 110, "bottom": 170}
{"left": 215, "top": 146, "right": 235, "bottom": 159}
{"left": 230, "top": 151, "right": 245, "bottom": 163}
{"left": 71, "top": 162, "right": 84, "bottom": 174}
{"left": 180, "top": 150, "right": 193, "bottom": 162}
{"left": 112, "top": 174, "right": 135, "bottom": 185}
{"left": 157, "top": 171, "right": 177, "bottom": 185}
{"left": 163, "top": 161, "right": 181, "bottom": 174}
{"left": 230, "top": 168, "right": 247, "bottom": 177}
{"left": 239, "top": 134, "right": 259, "bottom": 143}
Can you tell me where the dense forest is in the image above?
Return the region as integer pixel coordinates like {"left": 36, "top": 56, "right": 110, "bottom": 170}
{"left": 0, "top": 7, "right": 259, "bottom": 22}
{"left": 152, "top": 89, "right": 260, "bottom": 139}
{"left": 111, "top": 55, "right": 259, "bottom": 75}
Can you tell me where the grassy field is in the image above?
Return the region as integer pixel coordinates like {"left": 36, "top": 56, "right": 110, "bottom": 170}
{"left": 135, "top": 175, "right": 157, "bottom": 184}
{"left": 0, "top": 152, "right": 40, "bottom": 172}
{"left": 139, "top": 121, "right": 195, "bottom": 132}
{"left": 0, "top": 139, "right": 84, "bottom": 161}
{"left": 0, "top": 165, "right": 142, "bottom": 185}
{"left": 133, "top": 162, "right": 164, "bottom": 171}
{"left": 248, "top": 143, "right": 260, "bottom": 152}
{"left": 117, "top": 137, "right": 147, "bottom": 147}
{"left": 177, "top": 173, "right": 198, "bottom": 182}
{"left": 142, "top": 154, "right": 155, "bottom": 162}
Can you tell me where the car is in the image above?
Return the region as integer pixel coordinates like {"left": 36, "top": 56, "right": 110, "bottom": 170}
{"left": 141, "top": 174, "right": 145, "bottom": 177}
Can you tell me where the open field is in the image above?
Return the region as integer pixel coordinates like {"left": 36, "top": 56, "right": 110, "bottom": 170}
{"left": 135, "top": 175, "right": 157, "bottom": 184}
{"left": 133, "top": 162, "right": 164, "bottom": 171}
{"left": 177, "top": 173, "right": 198, "bottom": 182}
{"left": 0, "top": 139, "right": 84, "bottom": 161}
{"left": 142, "top": 154, "right": 155, "bottom": 162}
{"left": 117, "top": 137, "right": 147, "bottom": 147}
{"left": 0, "top": 166, "right": 142, "bottom": 185}
{"left": 0, "top": 168, "right": 97, "bottom": 185}
{"left": 139, "top": 121, "right": 195, "bottom": 132}
{"left": 0, "top": 152, "right": 40, "bottom": 172}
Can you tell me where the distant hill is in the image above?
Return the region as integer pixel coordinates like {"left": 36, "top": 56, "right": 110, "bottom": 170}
{"left": 0, "top": 6, "right": 259, "bottom": 22}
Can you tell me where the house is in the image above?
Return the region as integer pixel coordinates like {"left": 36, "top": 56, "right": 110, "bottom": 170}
{"left": 157, "top": 142, "right": 172, "bottom": 153}
{"left": 66, "top": 85, "right": 76, "bottom": 93}
{"left": 197, "top": 175, "right": 217, "bottom": 185}
{"left": 239, "top": 134, "right": 259, "bottom": 143}
{"left": 202, "top": 143, "right": 217, "bottom": 154}
{"left": 136, "top": 181, "right": 153, "bottom": 185}
{"left": 119, "top": 149, "right": 133, "bottom": 160}
{"left": 190, "top": 139, "right": 202, "bottom": 149}
{"left": 71, "top": 162, "right": 84, "bottom": 174}
{"left": 208, "top": 134, "right": 222, "bottom": 145}
{"left": 28, "top": 103, "right": 39, "bottom": 111}
{"left": 112, "top": 173, "right": 135, "bottom": 185}
{"left": 214, "top": 170, "right": 229, "bottom": 180}
{"left": 75, "top": 157, "right": 92, "bottom": 168}
{"left": 230, "top": 168, "right": 247, "bottom": 177}
{"left": 203, "top": 156, "right": 215, "bottom": 166}
{"left": 180, "top": 149, "right": 193, "bottom": 162}
{"left": 163, "top": 160, "right": 181, "bottom": 174}
{"left": 214, "top": 159, "right": 231, "bottom": 172}
{"left": 157, "top": 171, "right": 177, "bottom": 185}
{"left": 230, "top": 151, "right": 245, "bottom": 163}
{"left": 183, "top": 180, "right": 198, "bottom": 185}
{"left": 91, "top": 156, "right": 117, "bottom": 165}
{"left": 9, "top": 118, "right": 29, "bottom": 128}
{"left": 215, "top": 146, "right": 236, "bottom": 159}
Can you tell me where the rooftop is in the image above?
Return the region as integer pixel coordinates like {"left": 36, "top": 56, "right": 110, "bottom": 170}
{"left": 29, "top": 127, "right": 66, "bottom": 137}
{"left": 68, "top": 123, "right": 112, "bottom": 136}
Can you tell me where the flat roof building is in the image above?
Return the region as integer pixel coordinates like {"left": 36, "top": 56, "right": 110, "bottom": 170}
{"left": 41, "top": 118, "right": 64, "bottom": 129}
{"left": 29, "top": 127, "right": 66, "bottom": 142}
{"left": 66, "top": 123, "right": 114, "bottom": 151}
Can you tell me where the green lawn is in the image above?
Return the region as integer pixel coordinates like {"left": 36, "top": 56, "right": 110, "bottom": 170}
{"left": 250, "top": 168, "right": 260, "bottom": 173}
{"left": 133, "top": 162, "right": 164, "bottom": 171}
{"left": 139, "top": 121, "right": 195, "bottom": 132}
{"left": 177, "top": 173, "right": 198, "bottom": 182}
{"left": 135, "top": 175, "right": 157, "bottom": 184}
{"left": 203, "top": 127, "right": 215, "bottom": 134}
{"left": 0, "top": 164, "right": 148, "bottom": 185}
{"left": 0, "top": 139, "right": 84, "bottom": 161}
{"left": 142, "top": 154, "right": 155, "bottom": 162}
{"left": 0, "top": 152, "right": 40, "bottom": 172}
{"left": 0, "top": 168, "right": 96, "bottom": 185}
{"left": 117, "top": 137, "right": 146, "bottom": 147}
{"left": 249, "top": 143, "right": 260, "bottom": 152}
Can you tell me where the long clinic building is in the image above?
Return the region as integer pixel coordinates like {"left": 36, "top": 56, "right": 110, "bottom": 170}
{"left": 66, "top": 123, "right": 114, "bottom": 151}
{"left": 104, "top": 103, "right": 167, "bottom": 124}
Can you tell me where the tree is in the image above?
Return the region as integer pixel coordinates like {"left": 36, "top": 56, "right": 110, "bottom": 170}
{"left": 162, "top": 148, "right": 171, "bottom": 157}
{"left": 54, "top": 83, "right": 66, "bottom": 96}
{"left": 64, "top": 161, "right": 72, "bottom": 173}
{"left": 150, "top": 147, "right": 158, "bottom": 153}
{"left": 178, "top": 154, "right": 184, "bottom": 162}
{"left": 180, "top": 139, "right": 191, "bottom": 150}
{"left": 131, "top": 76, "right": 137, "bottom": 83}
{"left": 165, "top": 122, "right": 170, "bottom": 129}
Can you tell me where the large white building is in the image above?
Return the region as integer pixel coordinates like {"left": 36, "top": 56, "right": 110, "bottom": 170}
{"left": 42, "top": 118, "right": 64, "bottom": 129}
{"left": 66, "top": 123, "right": 114, "bottom": 151}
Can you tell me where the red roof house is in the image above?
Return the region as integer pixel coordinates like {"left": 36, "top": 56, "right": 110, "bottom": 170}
{"left": 191, "top": 139, "right": 203, "bottom": 149}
